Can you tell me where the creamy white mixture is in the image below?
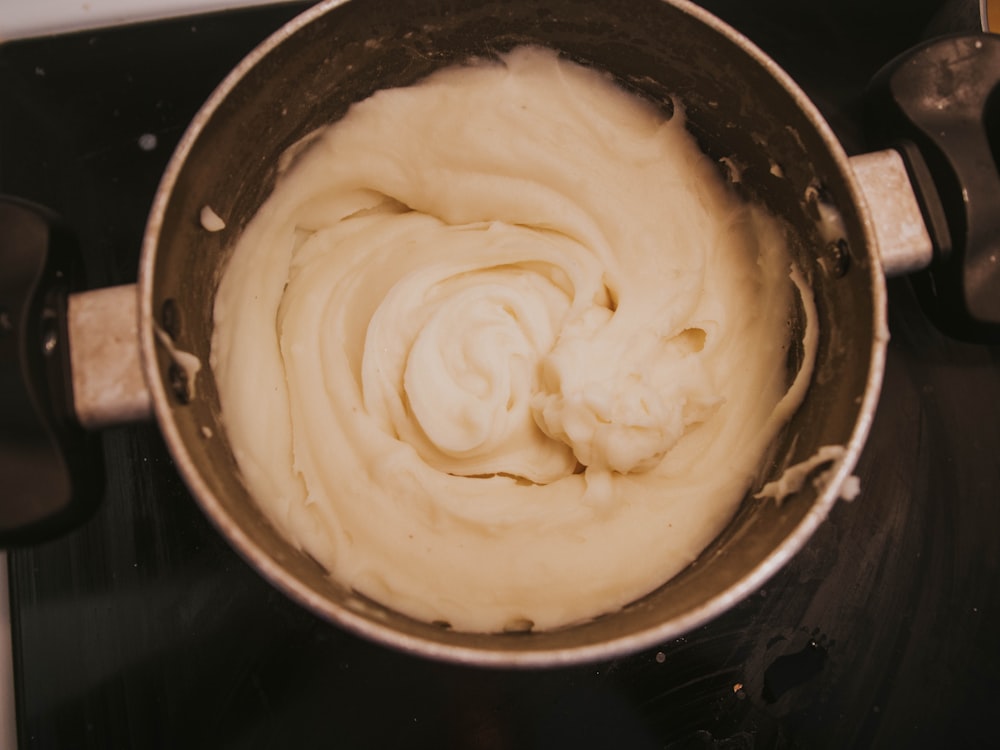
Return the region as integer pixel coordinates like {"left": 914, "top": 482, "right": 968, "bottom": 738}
{"left": 755, "top": 445, "right": 846, "bottom": 505}
{"left": 211, "top": 47, "right": 816, "bottom": 633}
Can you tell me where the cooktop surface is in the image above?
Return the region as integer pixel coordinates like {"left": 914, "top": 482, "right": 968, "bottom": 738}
{"left": 2, "top": 1, "right": 998, "bottom": 748}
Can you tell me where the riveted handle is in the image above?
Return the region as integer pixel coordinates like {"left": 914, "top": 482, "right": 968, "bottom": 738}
{"left": 0, "top": 196, "right": 103, "bottom": 546}
{"left": 867, "top": 33, "right": 1000, "bottom": 342}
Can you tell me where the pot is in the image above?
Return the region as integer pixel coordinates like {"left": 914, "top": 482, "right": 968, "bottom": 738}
{"left": 1, "top": 0, "right": 997, "bottom": 667}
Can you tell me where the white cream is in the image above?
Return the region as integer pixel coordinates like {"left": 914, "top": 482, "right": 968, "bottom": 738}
{"left": 211, "top": 47, "right": 817, "bottom": 633}
{"left": 200, "top": 204, "right": 226, "bottom": 232}
{"left": 154, "top": 325, "right": 202, "bottom": 398}
{"left": 754, "top": 444, "right": 847, "bottom": 505}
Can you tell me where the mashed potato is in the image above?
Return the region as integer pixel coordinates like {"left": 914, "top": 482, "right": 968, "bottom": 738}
{"left": 211, "top": 46, "right": 815, "bottom": 632}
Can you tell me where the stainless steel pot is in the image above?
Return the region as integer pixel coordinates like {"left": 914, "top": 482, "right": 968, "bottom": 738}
{"left": 2, "top": 0, "right": 997, "bottom": 667}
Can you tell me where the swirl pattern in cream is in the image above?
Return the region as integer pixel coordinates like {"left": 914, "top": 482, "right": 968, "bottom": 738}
{"left": 211, "top": 47, "right": 815, "bottom": 632}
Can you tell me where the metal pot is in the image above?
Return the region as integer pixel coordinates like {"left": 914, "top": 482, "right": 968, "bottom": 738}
{"left": 2, "top": 0, "right": 997, "bottom": 666}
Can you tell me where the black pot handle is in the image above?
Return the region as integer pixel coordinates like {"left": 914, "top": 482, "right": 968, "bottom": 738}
{"left": 866, "top": 33, "right": 1000, "bottom": 343}
{"left": 0, "top": 196, "right": 104, "bottom": 546}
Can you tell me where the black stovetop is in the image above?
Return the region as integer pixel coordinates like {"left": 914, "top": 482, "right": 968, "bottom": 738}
{"left": 2, "top": 1, "right": 999, "bottom": 748}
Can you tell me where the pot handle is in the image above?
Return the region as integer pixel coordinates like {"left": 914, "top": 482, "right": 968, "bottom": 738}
{"left": 0, "top": 196, "right": 104, "bottom": 545}
{"left": 866, "top": 32, "right": 1000, "bottom": 342}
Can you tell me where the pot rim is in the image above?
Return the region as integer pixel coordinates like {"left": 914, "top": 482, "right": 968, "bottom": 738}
{"left": 137, "top": 0, "right": 888, "bottom": 667}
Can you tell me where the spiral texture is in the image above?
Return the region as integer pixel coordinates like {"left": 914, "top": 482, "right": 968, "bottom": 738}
{"left": 211, "top": 47, "right": 814, "bottom": 632}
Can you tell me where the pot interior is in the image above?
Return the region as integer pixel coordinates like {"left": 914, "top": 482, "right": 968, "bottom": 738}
{"left": 142, "top": 0, "right": 881, "bottom": 664}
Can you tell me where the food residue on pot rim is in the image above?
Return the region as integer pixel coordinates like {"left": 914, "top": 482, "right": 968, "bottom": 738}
{"left": 754, "top": 444, "right": 860, "bottom": 505}
{"left": 200, "top": 204, "right": 226, "bottom": 232}
{"left": 154, "top": 325, "right": 202, "bottom": 399}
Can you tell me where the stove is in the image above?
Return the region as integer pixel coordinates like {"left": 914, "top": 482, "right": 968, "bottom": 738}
{"left": 2, "top": 1, "right": 999, "bottom": 747}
